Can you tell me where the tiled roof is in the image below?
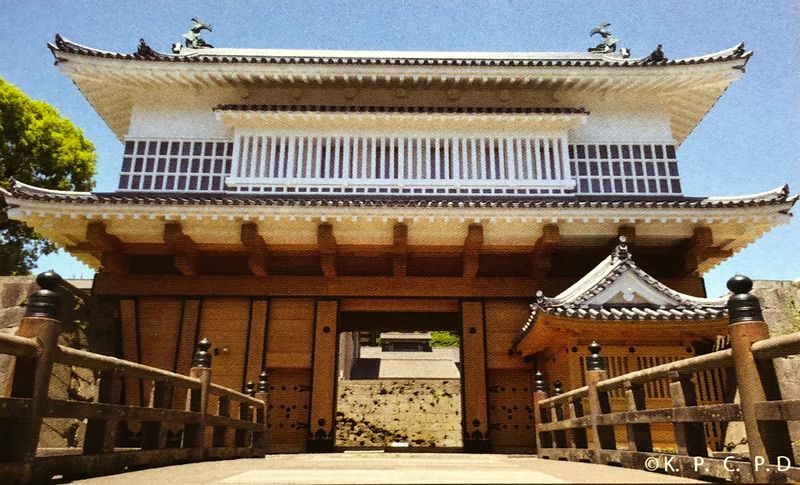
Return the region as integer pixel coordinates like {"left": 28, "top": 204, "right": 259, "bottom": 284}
{"left": 50, "top": 35, "right": 752, "bottom": 68}
{"left": 510, "top": 239, "right": 730, "bottom": 351}
{"left": 214, "top": 105, "right": 589, "bottom": 115}
{"left": 2, "top": 180, "right": 794, "bottom": 210}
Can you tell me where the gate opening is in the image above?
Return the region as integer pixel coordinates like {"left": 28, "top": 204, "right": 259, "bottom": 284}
{"left": 335, "top": 310, "right": 463, "bottom": 451}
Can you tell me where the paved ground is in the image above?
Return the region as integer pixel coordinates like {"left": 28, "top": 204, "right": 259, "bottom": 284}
{"left": 71, "top": 452, "right": 700, "bottom": 484}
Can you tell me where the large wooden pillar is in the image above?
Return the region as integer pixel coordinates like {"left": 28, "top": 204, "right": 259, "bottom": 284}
{"left": 461, "top": 300, "right": 490, "bottom": 452}
{"left": 307, "top": 299, "right": 339, "bottom": 451}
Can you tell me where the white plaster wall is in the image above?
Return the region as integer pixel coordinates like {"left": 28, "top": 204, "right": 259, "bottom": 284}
{"left": 125, "top": 85, "right": 676, "bottom": 145}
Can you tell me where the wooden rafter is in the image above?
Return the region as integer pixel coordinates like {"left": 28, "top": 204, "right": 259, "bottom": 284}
{"left": 392, "top": 223, "right": 408, "bottom": 277}
{"left": 163, "top": 223, "right": 197, "bottom": 276}
{"left": 681, "top": 227, "right": 732, "bottom": 276}
{"left": 240, "top": 223, "right": 269, "bottom": 277}
{"left": 462, "top": 224, "right": 483, "bottom": 278}
{"left": 317, "top": 223, "right": 337, "bottom": 278}
{"left": 532, "top": 224, "right": 560, "bottom": 275}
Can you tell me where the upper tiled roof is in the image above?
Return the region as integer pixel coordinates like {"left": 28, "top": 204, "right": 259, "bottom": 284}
{"left": 50, "top": 34, "right": 751, "bottom": 68}
{"left": 2, "top": 180, "right": 794, "bottom": 210}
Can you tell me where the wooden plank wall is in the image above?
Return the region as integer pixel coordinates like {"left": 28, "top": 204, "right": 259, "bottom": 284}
{"left": 265, "top": 299, "right": 315, "bottom": 453}
{"left": 484, "top": 301, "right": 536, "bottom": 453}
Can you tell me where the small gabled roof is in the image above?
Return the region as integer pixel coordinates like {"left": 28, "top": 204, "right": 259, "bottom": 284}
{"left": 511, "top": 238, "right": 730, "bottom": 353}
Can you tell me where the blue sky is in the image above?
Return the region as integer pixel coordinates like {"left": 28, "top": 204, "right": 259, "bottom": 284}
{"left": 1, "top": 1, "right": 798, "bottom": 295}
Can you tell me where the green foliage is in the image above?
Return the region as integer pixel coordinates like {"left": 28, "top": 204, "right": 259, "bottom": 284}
{"left": 0, "top": 77, "right": 95, "bottom": 275}
{"left": 430, "top": 331, "right": 460, "bottom": 347}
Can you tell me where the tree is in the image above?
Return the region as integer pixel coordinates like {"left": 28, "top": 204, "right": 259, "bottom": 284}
{"left": 0, "top": 77, "right": 96, "bottom": 275}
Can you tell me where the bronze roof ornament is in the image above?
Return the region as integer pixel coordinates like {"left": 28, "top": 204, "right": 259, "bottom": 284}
{"left": 136, "top": 38, "right": 157, "bottom": 58}
{"left": 182, "top": 17, "right": 213, "bottom": 49}
{"left": 642, "top": 44, "right": 667, "bottom": 64}
{"left": 588, "top": 22, "right": 619, "bottom": 53}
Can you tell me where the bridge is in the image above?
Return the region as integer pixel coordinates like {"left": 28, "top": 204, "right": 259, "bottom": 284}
{"left": 0, "top": 272, "right": 798, "bottom": 483}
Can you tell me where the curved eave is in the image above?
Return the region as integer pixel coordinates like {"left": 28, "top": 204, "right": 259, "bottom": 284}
{"left": 2, "top": 180, "right": 794, "bottom": 274}
{"left": 50, "top": 36, "right": 751, "bottom": 142}
{"left": 513, "top": 311, "right": 728, "bottom": 356}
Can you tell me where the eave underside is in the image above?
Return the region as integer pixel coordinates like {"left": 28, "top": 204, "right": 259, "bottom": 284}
{"left": 3, "top": 184, "right": 793, "bottom": 282}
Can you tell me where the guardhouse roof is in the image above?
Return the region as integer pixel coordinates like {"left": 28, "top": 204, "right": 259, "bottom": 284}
{"left": 511, "top": 238, "right": 732, "bottom": 354}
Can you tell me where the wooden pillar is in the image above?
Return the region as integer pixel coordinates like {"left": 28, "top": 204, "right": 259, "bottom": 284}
{"left": 0, "top": 272, "right": 63, "bottom": 481}
{"left": 727, "top": 275, "right": 794, "bottom": 482}
{"left": 307, "top": 300, "right": 338, "bottom": 452}
{"left": 461, "top": 300, "right": 489, "bottom": 452}
{"left": 585, "top": 341, "right": 615, "bottom": 464}
{"left": 669, "top": 372, "right": 707, "bottom": 457}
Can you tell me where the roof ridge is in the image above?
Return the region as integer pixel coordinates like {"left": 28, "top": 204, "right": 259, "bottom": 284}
{"left": 50, "top": 34, "right": 752, "bottom": 68}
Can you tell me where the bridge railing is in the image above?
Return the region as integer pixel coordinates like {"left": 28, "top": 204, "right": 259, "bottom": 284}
{"left": 0, "top": 272, "right": 267, "bottom": 483}
{"left": 534, "top": 275, "right": 800, "bottom": 483}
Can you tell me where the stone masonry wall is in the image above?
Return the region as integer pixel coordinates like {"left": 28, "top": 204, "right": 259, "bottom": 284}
{"left": 0, "top": 276, "right": 118, "bottom": 449}
{"left": 336, "top": 379, "right": 462, "bottom": 448}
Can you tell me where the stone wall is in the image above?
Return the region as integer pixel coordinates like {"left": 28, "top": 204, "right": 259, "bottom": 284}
{"left": 0, "top": 276, "right": 118, "bottom": 448}
{"left": 335, "top": 379, "right": 462, "bottom": 448}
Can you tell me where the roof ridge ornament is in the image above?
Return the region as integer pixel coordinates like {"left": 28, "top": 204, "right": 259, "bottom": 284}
{"left": 641, "top": 44, "right": 667, "bottom": 64}
{"left": 612, "top": 235, "right": 632, "bottom": 261}
{"left": 588, "top": 22, "right": 619, "bottom": 53}
{"left": 181, "top": 17, "right": 213, "bottom": 50}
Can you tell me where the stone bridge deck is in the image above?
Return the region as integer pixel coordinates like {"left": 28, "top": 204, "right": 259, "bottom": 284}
{"left": 71, "top": 453, "right": 700, "bottom": 484}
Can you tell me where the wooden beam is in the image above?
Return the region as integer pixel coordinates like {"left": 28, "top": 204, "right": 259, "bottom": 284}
{"left": 86, "top": 222, "right": 129, "bottom": 275}
{"left": 163, "top": 223, "right": 197, "bottom": 276}
{"left": 317, "top": 223, "right": 337, "bottom": 278}
{"left": 93, "top": 274, "right": 564, "bottom": 298}
{"left": 240, "top": 223, "right": 268, "bottom": 277}
{"left": 532, "top": 224, "right": 560, "bottom": 274}
{"left": 462, "top": 224, "right": 483, "bottom": 278}
{"left": 392, "top": 223, "right": 408, "bottom": 277}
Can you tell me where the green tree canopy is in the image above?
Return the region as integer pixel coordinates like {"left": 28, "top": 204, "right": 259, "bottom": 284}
{"left": 0, "top": 77, "right": 96, "bottom": 275}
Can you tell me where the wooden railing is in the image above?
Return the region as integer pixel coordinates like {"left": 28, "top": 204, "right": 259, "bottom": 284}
{"left": 534, "top": 275, "right": 800, "bottom": 483}
{"left": 0, "top": 272, "right": 267, "bottom": 483}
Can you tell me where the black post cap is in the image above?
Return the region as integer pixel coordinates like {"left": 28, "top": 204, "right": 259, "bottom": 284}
{"left": 727, "top": 275, "right": 764, "bottom": 324}
{"left": 36, "top": 270, "right": 65, "bottom": 290}
{"left": 191, "top": 338, "right": 212, "bottom": 368}
{"left": 553, "top": 380, "right": 563, "bottom": 395}
{"left": 245, "top": 380, "right": 255, "bottom": 397}
{"left": 24, "top": 289, "right": 61, "bottom": 319}
{"left": 586, "top": 340, "right": 605, "bottom": 371}
{"left": 257, "top": 370, "right": 268, "bottom": 393}
{"left": 25, "top": 271, "right": 64, "bottom": 319}
{"left": 533, "top": 371, "right": 547, "bottom": 392}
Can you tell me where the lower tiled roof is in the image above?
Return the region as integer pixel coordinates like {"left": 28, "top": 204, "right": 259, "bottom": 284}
{"left": 2, "top": 180, "right": 794, "bottom": 210}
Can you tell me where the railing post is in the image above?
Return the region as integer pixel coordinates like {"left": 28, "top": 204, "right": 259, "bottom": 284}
{"left": 668, "top": 371, "right": 707, "bottom": 457}
{"left": 550, "top": 380, "right": 568, "bottom": 448}
{"left": 585, "top": 341, "right": 616, "bottom": 463}
{"left": 83, "top": 370, "right": 122, "bottom": 453}
{"left": 532, "top": 371, "right": 550, "bottom": 453}
{"left": 235, "top": 381, "right": 255, "bottom": 448}
{"left": 727, "top": 275, "right": 794, "bottom": 482}
{"left": 253, "top": 370, "right": 268, "bottom": 451}
{"left": 624, "top": 381, "right": 653, "bottom": 452}
{"left": 142, "top": 380, "right": 172, "bottom": 450}
{"left": 184, "top": 338, "right": 212, "bottom": 457}
{"left": 0, "top": 271, "right": 62, "bottom": 478}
